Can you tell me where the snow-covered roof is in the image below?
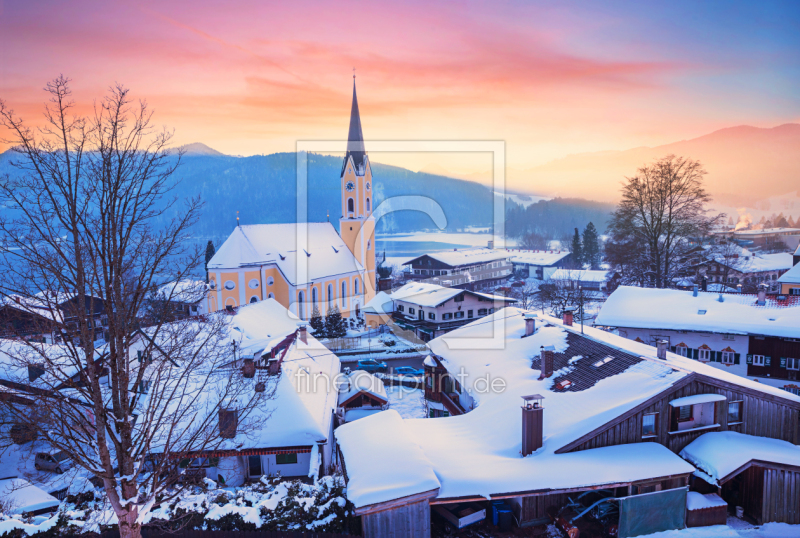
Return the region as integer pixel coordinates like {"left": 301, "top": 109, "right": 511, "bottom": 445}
{"left": 0, "top": 339, "right": 84, "bottom": 390}
{"left": 336, "top": 307, "right": 800, "bottom": 506}
{"left": 779, "top": 262, "right": 800, "bottom": 284}
{"left": 389, "top": 282, "right": 514, "bottom": 308}
{"left": 0, "top": 478, "right": 60, "bottom": 514}
{"left": 207, "top": 223, "right": 363, "bottom": 286}
{"left": 732, "top": 227, "right": 800, "bottom": 236}
{"left": 149, "top": 300, "right": 340, "bottom": 452}
{"left": 507, "top": 249, "right": 570, "bottom": 266}
{"left": 686, "top": 492, "right": 727, "bottom": 510}
{"left": 550, "top": 269, "right": 610, "bottom": 282}
{"left": 404, "top": 248, "right": 508, "bottom": 268}
{"left": 338, "top": 370, "right": 388, "bottom": 406}
{"left": 680, "top": 431, "right": 800, "bottom": 484}
{"left": 335, "top": 410, "right": 441, "bottom": 509}
{"left": 157, "top": 279, "right": 207, "bottom": 304}
{"left": 596, "top": 286, "right": 800, "bottom": 338}
{"left": 362, "top": 291, "right": 392, "bottom": 315}
{"left": 0, "top": 295, "right": 63, "bottom": 324}
{"left": 739, "top": 252, "right": 794, "bottom": 272}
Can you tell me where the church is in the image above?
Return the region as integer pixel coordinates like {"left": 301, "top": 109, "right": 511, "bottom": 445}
{"left": 205, "top": 82, "right": 376, "bottom": 320}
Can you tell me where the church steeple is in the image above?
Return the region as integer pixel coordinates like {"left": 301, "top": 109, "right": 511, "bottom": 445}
{"left": 342, "top": 80, "right": 367, "bottom": 176}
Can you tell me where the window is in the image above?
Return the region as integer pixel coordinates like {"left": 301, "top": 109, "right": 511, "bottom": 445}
{"left": 442, "top": 312, "right": 453, "bottom": 320}
{"left": 398, "top": 304, "right": 404, "bottom": 312}
{"left": 341, "top": 281, "right": 347, "bottom": 302}
{"left": 721, "top": 351, "right": 735, "bottom": 365}
{"left": 276, "top": 453, "right": 298, "bottom": 465}
{"left": 267, "top": 276, "right": 274, "bottom": 286}
{"left": 642, "top": 413, "right": 658, "bottom": 437}
{"left": 354, "top": 279, "right": 360, "bottom": 295}
{"left": 248, "top": 455, "right": 262, "bottom": 476}
{"left": 224, "top": 280, "right": 236, "bottom": 290}
{"left": 219, "top": 409, "right": 238, "bottom": 439}
{"left": 728, "top": 401, "right": 743, "bottom": 424}
{"left": 698, "top": 349, "right": 711, "bottom": 362}
{"left": 249, "top": 296, "right": 258, "bottom": 303}
{"left": 267, "top": 293, "right": 275, "bottom": 299}
{"left": 327, "top": 284, "right": 333, "bottom": 306}
{"left": 478, "top": 308, "right": 488, "bottom": 316}
{"left": 248, "top": 279, "right": 260, "bottom": 289}
{"left": 723, "top": 335, "right": 735, "bottom": 341}
{"left": 409, "top": 307, "right": 416, "bottom": 315}
{"left": 676, "top": 346, "right": 689, "bottom": 357}
{"left": 752, "top": 354, "right": 765, "bottom": 366}
{"left": 297, "top": 291, "right": 305, "bottom": 319}
{"left": 454, "top": 311, "right": 464, "bottom": 319}
{"left": 678, "top": 405, "right": 693, "bottom": 422}
{"left": 428, "top": 312, "right": 436, "bottom": 320}
{"left": 366, "top": 198, "right": 371, "bottom": 212}
{"left": 788, "top": 358, "right": 800, "bottom": 371}
{"left": 347, "top": 198, "right": 354, "bottom": 212}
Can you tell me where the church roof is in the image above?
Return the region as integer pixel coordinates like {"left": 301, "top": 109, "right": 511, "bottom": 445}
{"left": 341, "top": 81, "right": 367, "bottom": 176}
{"left": 207, "top": 222, "right": 364, "bottom": 286}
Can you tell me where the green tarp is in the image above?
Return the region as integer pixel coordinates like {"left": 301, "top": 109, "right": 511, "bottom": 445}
{"left": 618, "top": 487, "right": 687, "bottom": 538}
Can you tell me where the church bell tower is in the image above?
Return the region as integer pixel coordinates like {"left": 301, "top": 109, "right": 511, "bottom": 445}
{"left": 340, "top": 79, "right": 376, "bottom": 301}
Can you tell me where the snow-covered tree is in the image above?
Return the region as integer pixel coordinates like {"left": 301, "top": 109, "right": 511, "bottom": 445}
{"left": 324, "top": 305, "right": 347, "bottom": 339}
{"left": 0, "top": 78, "right": 270, "bottom": 538}
{"left": 582, "top": 222, "right": 600, "bottom": 269}
{"left": 570, "top": 228, "right": 583, "bottom": 268}
{"left": 309, "top": 305, "right": 326, "bottom": 339}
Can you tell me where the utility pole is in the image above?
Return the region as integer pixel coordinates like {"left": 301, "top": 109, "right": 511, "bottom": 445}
{"left": 579, "top": 285, "right": 584, "bottom": 335}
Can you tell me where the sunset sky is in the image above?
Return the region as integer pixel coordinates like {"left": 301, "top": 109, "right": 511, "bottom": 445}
{"left": 1, "top": 0, "right": 798, "bottom": 180}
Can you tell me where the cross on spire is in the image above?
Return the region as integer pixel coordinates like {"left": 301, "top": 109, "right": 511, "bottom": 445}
{"left": 353, "top": 67, "right": 356, "bottom": 80}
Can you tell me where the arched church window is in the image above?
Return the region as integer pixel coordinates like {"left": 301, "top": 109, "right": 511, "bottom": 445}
{"left": 298, "top": 291, "right": 305, "bottom": 319}
{"left": 341, "top": 281, "right": 348, "bottom": 304}
{"left": 312, "top": 287, "right": 318, "bottom": 306}
{"left": 327, "top": 284, "right": 333, "bottom": 307}
{"left": 366, "top": 198, "right": 371, "bottom": 212}
{"left": 348, "top": 198, "right": 354, "bottom": 213}
{"left": 354, "top": 279, "right": 360, "bottom": 295}
{"left": 249, "top": 296, "right": 258, "bottom": 304}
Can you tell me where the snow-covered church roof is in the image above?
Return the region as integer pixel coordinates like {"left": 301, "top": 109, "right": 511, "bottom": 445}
{"left": 207, "top": 223, "right": 363, "bottom": 286}
{"left": 596, "top": 286, "right": 800, "bottom": 338}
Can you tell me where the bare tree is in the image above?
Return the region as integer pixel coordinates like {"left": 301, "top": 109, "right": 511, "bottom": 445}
{"left": 0, "top": 77, "right": 272, "bottom": 538}
{"left": 606, "top": 155, "right": 723, "bottom": 288}
{"left": 533, "top": 271, "right": 596, "bottom": 321}
{"left": 510, "top": 281, "right": 538, "bottom": 310}
{"left": 519, "top": 232, "right": 548, "bottom": 251}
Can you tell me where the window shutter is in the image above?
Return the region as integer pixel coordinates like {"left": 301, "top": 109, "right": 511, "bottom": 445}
{"left": 137, "top": 350, "right": 143, "bottom": 362}
{"left": 765, "top": 356, "right": 771, "bottom": 367}
{"left": 780, "top": 357, "right": 787, "bottom": 368}
{"left": 734, "top": 353, "right": 740, "bottom": 365}
{"left": 746, "top": 354, "right": 753, "bottom": 364}
{"left": 692, "top": 349, "right": 699, "bottom": 360}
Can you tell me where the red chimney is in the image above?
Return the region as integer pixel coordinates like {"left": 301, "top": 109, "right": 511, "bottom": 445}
{"left": 562, "top": 307, "right": 575, "bottom": 326}
{"left": 538, "top": 346, "right": 555, "bottom": 379}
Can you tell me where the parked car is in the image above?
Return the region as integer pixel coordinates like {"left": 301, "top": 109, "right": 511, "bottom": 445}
{"left": 393, "top": 366, "right": 423, "bottom": 377}
{"left": 357, "top": 359, "right": 387, "bottom": 373}
{"left": 34, "top": 450, "right": 73, "bottom": 474}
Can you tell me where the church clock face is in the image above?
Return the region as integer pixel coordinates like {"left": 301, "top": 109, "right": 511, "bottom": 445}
{"left": 345, "top": 181, "right": 355, "bottom": 192}
{"left": 365, "top": 182, "right": 371, "bottom": 191}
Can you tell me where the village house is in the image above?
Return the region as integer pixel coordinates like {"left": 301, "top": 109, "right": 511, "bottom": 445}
{"left": 699, "top": 250, "right": 793, "bottom": 293}
{"left": 387, "top": 281, "right": 515, "bottom": 342}
{"left": 205, "top": 81, "right": 376, "bottom": 320}
{"left": 336, "top": 369, "right": 388, "bottom": 424}
{"left": 714, "top": 227, "right": 800, "bottom": 252}
{"left": 151, "top": 279, "right": 208, "bottom": 320}
{"left": 778, "top": 249, "right": 800, "bottom": 296}
{"left": 336, "top": 307, "right": 800, "bottom": 537}
{"left": 596, "top": 286, "right": 800, "bottom": 392}
{"left": 135, "top": 299, "right": 341, "bottom": 485}
{"left": 549, "top": 269, "right": 620, "bottom": 295}
{"left": 403, "top": 246, "right": 513, "bottom": 291}
{"left": 508, "top": 249, "right": 571, "bottom": 280}
{"left": 0, "top": 291, "right": 107, "bottom": 345}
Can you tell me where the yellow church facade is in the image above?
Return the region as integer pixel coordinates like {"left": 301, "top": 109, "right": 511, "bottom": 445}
{"left": 205, "top": 82, "right": 376, "bottom": 320}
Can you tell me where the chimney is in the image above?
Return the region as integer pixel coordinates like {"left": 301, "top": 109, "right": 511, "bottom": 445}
{"left": 242, "top": 357, "right": 255, "bottom": 378}
{"left": 297, "top": 322, "right": 308, "bottom": 344}
{"left": 488, "top": 240, "right": 494, "bottom": 250}
{"left": 692, "top": 285, "right": 698, "bottom": 297}
{"left": 538, "top": 346, "right": 555, "bottom": 379}
{"left": 523, "top": 312, "right": 537, "bottom": 337}
{"left": 521, "top": 394, "right": 544, "bottom": 456}
{"left": 701, "top": 276, "right": 708, "bottom": 292}
{"left": 657, "top": 340, "right": 668, "bottom": 360}
{"left": 562, "top": 306, "right": 575, "bottom": 326}
{"left": 757, "top": 285, "right": 766, "bottom": 306}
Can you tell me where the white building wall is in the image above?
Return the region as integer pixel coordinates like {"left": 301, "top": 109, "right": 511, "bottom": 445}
{"left": 616, "top": 327, "right": 749, "bottom": 379}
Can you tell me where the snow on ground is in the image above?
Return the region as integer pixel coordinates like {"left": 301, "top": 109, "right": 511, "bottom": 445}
{"left": 386, "top": 386, "right": 427, "bottom": 419}
{"left": 637, "top": 522, "right": 798, "bottom": 537}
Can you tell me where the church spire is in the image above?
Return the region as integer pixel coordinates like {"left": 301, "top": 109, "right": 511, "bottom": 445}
{"left": 342, "top": 78, "right": 366, "bottom": 176}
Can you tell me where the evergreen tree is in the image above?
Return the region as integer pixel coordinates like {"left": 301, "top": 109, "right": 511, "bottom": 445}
{"left": 309, "top": 306, "right": 326, "bottom": 339}
{"left": 582, "top": 222, "right": 600, "bottom": 269}
{"left": 205, "top": 240, "right": 216, "bottom": 282}
{"left": 324, "top": 305, "right": 348, "bottom": 338}
{"left": 570, "top": 228, "right": 583, "bottom": 268}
